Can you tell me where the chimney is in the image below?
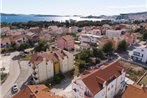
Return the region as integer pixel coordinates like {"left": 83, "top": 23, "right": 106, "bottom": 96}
{"left": 35, "top": 86, "right": 39, "bottom": 94}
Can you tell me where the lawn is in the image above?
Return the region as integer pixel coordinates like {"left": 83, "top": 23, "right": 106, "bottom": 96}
{"left": 20, "top": 54, "right": 31, "bottom": 61}
{"left": 119, "top": 60, "right": 146, "bottom": 82}
{"left": 139, "top": 75, "right": 147, "bottom": 85}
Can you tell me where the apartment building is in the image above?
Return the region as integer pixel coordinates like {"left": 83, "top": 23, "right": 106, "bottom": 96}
{"left": 79, "top": 34, "right": 102, "bottom": 44}
{"left": 29, "top": 48, "right": 74, "bottom": 83}
{"left": 105, "top": 30, "right": 122, "bottom": 37}
{"left": 56, "top": 35, "right": 74, "bottom": 51}
{"left": 131, "top": 46, "right": 147, "bottom": 64}
{"left": 72, "top": 61, "right": 126, "bottom": 98}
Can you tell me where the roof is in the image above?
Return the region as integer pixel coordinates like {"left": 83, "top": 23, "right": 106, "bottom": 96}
{"left": 122, "top": 84, "right": 147, "bottom": 98}
{"left": 13, "top": 84, "right": 62, "bottom": 98}
{"left": 0, "top": 37, "right": 11, "bottom": 43}
{"left": 62, "top": 35, "right": 74, "bottom": 41}
{"left": 30, "top": 52, "right": 59, "bottom": 65}
{"left": 106, "top": 30, "right": 122, "bottom": 33}
{"left": 79, "top": 61, "right": 125, "bottom": 95}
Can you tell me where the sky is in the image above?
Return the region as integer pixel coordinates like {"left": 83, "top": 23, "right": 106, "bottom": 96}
{"left": 1, "top": 0, "right": 147, "bottom": 16}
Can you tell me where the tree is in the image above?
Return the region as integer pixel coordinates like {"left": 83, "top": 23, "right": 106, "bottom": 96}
{"left": 103, "top": 42, "right": 114, "bottom": 54}
{"left": 34, "top": 41, "right": 49, "bottom": 52}
{"left": 143, "top": 31, "right": 147, "bottom": 41}
{"left": 92, "top": 48, "right": 104, "bottom": 59}
{"left": 76, "top": 59, "right": 86, "bottom": 69}
{"left": 117, "top": 40, "right": 127, "bottom": 52}
{"left": 18, "top": 43, "right": 29, "bottom": 51}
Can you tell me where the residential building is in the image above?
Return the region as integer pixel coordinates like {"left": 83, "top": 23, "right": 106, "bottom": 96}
{"left": 1, "top": 35, "right": 29, "bottom": 48}
{"left": 30, "top": 52, "right": 57, "bottom": 83}
{"left": 69, "top": 26, "right": 79, "bottom": 33}
{"left": 105, "top": 30, "right": 122, "bottom": 37}
{"left": 0, "top": 37, "right": 11, "bottom": 48}
{"left": 131, "top": 46, "right": 147, "bottom": 64}
{"left": 72, "top": 61, "right": 126, "bottom": 98}
{"left": 11, "top": 35, "right": 29, "bottom": 44}
{"left": 122, "top": 84, "right": 147, "bottom": 98}
{"left": 30, "top": 48, "right": 74, "bottom": 83}
{"left": 123, "top": 33, "right": 136, "bottom": 46}
{"left": 13, "top": 84, "right": 63, "bottom": 98}
{"left": 79, "top": 34, "right": 102, "bottom": 44}
{"left": 56, "top": 35, "right": 74, "bottom": 51}
{"left": 29, "top": 27, "right": 42, "bottom": 33}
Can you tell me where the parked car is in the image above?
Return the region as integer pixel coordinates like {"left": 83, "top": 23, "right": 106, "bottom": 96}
{"left": 11, "top": 83, "right": 18, "bottom": 94}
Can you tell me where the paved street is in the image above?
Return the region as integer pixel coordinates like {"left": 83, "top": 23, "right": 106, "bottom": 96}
{"left": 4, "top": 61, "right": 32, "bottom": 98}
{"left": 0, "top": 57, "right": 20, "bottom": 98}
{"left": 0, "top": 52, "right": 32, "bottom": 98}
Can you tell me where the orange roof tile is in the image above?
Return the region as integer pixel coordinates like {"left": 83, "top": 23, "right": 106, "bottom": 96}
{"left": 80, "top": 61, "right": 125, "bottom": 95}
{"left": 13, "top": 84, "right": 63, "bottom": 98}
{"left": 62, "top": 35, "right": 74, "bottom": 41}
{"left": 122, "top": 84, "right": 147, "bottom": 98}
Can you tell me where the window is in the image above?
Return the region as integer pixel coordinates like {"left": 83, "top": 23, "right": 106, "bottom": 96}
{"left": 111, "top": 85, "right": 113, "bottom": 88}
{"left": 108, "top": 87, "right": 110, "bottom": 91}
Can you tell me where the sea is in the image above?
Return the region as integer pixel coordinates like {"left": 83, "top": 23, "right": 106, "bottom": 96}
{"left": 1, "top": 15, "right": 104, "bottom": 23}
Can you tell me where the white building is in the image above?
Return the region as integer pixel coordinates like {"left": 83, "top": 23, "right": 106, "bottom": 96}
{"left": 29, "top": 48, "right": 74, "bottom": 83}
{"left": 131, "top": 46, "right": 147, "bottom": 64}
{"left": 72, "top": 61, "right": 126, "bottom": 98}
{"left": 69, "top": 26, "right": 79, "bottom": 33}
{"left": 105, "top": 30, "right": 122, "bottom": 37}
{"left": 79, "top": 34, "right": 102, "bottom": 44}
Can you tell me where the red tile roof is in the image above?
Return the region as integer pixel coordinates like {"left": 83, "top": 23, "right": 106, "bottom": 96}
{"left": 62, "top": 35, "right": 74, "bottom": 41}
{"left": 122, "top": 84, "right": 147, "bottom": 98}
{"left": 13, "top": 84, "right": 63, "bottom": 98}
{"left": 80, "top": 61, "right": 125, "bottom": 95}
{"left": 30, "top": 52, "right": 59, "bottom": 65}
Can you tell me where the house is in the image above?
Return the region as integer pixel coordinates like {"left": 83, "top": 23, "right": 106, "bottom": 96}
{"left": 30, "top": 48, "right": 74, "bottom": 83}
{"left": 1, "top": 35, "right": 29, "bottom": 48}
{"left": 123, "top": 33, "right": 136, "bottom": 46}
{"left": 72, "top": 61, "right": 126, "bottom": 98}
{"left": 11, "top": 35, "right": 29, "bottom": 45}
{"left": 29, "top": 27, "right": 42, "bottom": 33}
{"left": 0, "top": 37, "right": 11, "bottom": 48}
{"left": 12, "top": 84, "right": 63, "bottom": 98}
{"left": 79, "top": 34, "right": 102, "bottom": 44}
{"left": 56, "top": 35, "right": 74, "bottom": 51}
{"left": 102, "top": 24, "right": 112, "bottom": 30}
{"left": 69, "top": 26, "right": 79, "bottom": 33}
{"left": 105, "top": 30, "right": 122, "bottom": 37}
{"left": 131, "top": 46, "right": 147, "bottom": 64}
{"left": 122, "top": 84, "right": 147, "bottom": 98}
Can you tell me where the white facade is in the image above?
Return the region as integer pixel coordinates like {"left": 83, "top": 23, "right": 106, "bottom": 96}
{"left": 30, "top": 59, "right": 54, "bottom": 83}
{"left": 69, "top": 26, "right": 79, "bottom": 33}
{"left": 79, "top": 34, "right": 102, "bottom": 44}
{"left": 72, "top": 62, "right": 126, "bottom": 98}
{"left": 105, "top": 30, "right": 122, "bottom": 37}
{"left": 54, "top": 50, "right": 74, "bottom": 73}
{"left": 131, "top": 46, "right": 147, "bottom": 64}
{"left": 14, "top": 37, "right": 28, "bottom": 45}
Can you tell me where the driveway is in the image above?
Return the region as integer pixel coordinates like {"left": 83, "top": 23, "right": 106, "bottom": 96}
{"left": 51, "top": 77, "right": 73, "bottom": 98}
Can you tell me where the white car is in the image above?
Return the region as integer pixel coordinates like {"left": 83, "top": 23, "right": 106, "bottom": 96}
{"left": 11, "top": 84, "right": 18, "bottom": 94}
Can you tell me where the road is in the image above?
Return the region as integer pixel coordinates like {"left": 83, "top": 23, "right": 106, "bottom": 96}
{"left": 0, "top": 52, "right": 20, "bottom": 98}
{"left": 4, "top": 61, "right": 32, "bottom": 98}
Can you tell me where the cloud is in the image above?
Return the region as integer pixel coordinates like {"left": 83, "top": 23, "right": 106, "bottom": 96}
{"left": 108, "top": 5, "right": 146, "bottom": 9}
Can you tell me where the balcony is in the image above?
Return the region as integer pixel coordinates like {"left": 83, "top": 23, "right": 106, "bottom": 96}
{"left": 84, "top": 92, "right": 93, "bottom": 98}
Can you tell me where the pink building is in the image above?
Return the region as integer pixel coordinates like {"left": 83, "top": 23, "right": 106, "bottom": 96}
{"left": 56, "top": 35, "right": 74, "bottom": 51}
